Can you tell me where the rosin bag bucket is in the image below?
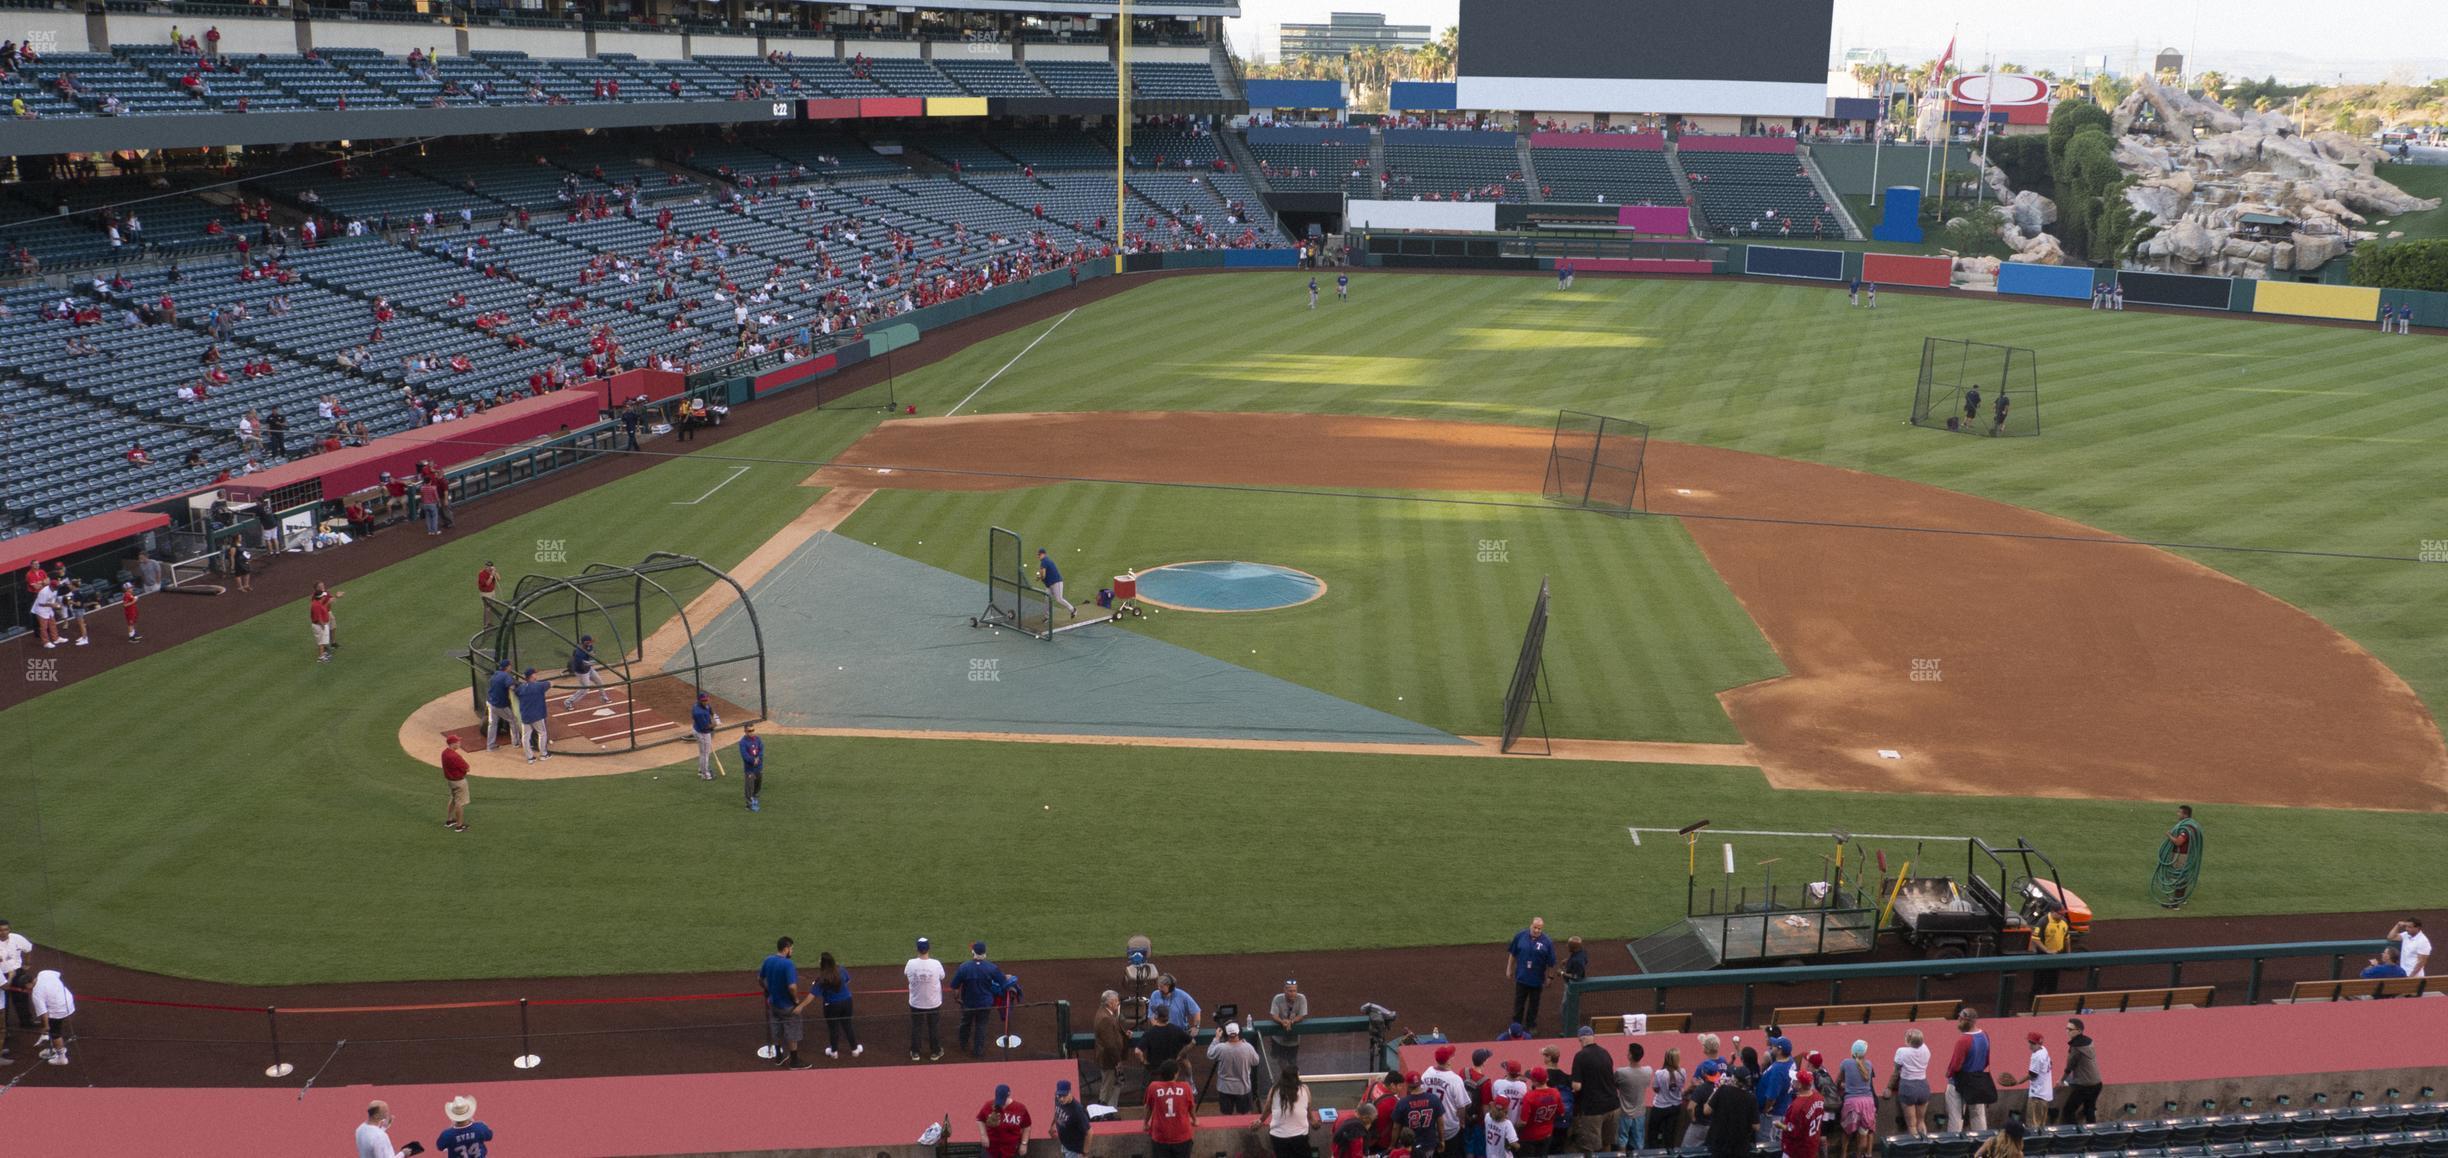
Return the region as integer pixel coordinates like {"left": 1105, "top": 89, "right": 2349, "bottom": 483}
{"left": 1113, "top": 571, "right": 1138, "bottom": 601}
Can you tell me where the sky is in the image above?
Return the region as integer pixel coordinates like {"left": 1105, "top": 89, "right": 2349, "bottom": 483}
{"left": 1220, "top": 0, "right": 2448, "bottom": 84}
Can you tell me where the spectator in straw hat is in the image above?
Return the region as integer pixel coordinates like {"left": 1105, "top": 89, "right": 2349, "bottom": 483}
{"left": 436, "top": 1094, "right": 493, "bottom": 1157}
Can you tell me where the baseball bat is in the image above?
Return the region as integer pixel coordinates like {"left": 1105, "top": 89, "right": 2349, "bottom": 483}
{"left": 712, "top": 747, "right": 727, "bottom": 778}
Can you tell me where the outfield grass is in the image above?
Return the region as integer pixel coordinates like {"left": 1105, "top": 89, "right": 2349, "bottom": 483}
{"left": 842, "top": 484, "right": 1781, "bottom": 743}
{"left": 2371, "top": 163, "right": 2448, "bottom": 240}
{"left": 875, "top": 274, "right": 2448, "bottom": 729}
{"left": 4, "top": 272, "right": 2444, "bottom": 985}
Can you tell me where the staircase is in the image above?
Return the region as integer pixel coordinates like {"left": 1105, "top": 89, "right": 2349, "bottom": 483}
{"left": 1662, "top": 140, "right": 1701, "bottom": 221}
{"left": 1798, "top": 145, "right": 1865, "bottom": 240}
{"left": 1218, "top": 129, "right": 1271, "bottom": 194}
{"left": 1516, "top": 135, "right": 1542, "bottom": 200}
{"left": 1367, "top": 129, "right": 1387, "bottom": 188}
{"left": 1208, "top": 40, "right": 1245, "bottom": 104}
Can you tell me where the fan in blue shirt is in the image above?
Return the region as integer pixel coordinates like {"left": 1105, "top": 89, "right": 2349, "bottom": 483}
{"left": 437, "top": 1120, "right": 493, "bottom": 1158}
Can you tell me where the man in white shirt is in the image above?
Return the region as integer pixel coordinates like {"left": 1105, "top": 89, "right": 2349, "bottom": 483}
{"left": 2390, "top": 919, "right": 2431, "bottom": 977}
{"left": 31, "top": 583, "right": 60, "bottom": 648}
{"left": 0, "top": 918, "right": 31, "bottom": 1054}
{"left": 356, "top": 1100, "right": 403, "bottom": 1158}
{"left": 2000, "top": 1031, "right": 2053, "bottom": 1126}
{"left": 905, "top": 936, "right": 946, "bottom": 1062}
{"left": 29, "top": 969, "right": 74, "bottom": 1065}
{"left": 1422, "top": 1045, "right": 1471, "bottom": 1148}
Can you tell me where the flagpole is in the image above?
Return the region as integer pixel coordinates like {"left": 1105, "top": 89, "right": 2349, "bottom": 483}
{"left": 1975, "top": 47, "right": 1994, "bottom": 206}
{"left": 1870, "top": 56, "right": 1886, "bottom": 205}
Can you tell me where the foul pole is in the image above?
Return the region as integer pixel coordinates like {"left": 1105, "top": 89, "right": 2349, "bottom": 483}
{"left": 1115, "top": 0, "right": 1132, "bottom": 275}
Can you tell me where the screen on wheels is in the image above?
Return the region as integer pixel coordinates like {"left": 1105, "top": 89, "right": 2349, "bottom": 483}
{"left": 1456, "top": 0, "right": 1836, "bottom": 116}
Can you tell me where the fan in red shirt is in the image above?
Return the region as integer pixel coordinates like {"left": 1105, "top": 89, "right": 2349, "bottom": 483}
{"left": 1143, "top": 1059, "right": 1199, "bottom": 1158}
{"left": 1517, "top": 1068, "right": 1564, "bottom": 1155}
{"left": 1782, "top": 1072, "right": 1826, "bottom": 1158}
{"left": 476, "top": 560, "right": 499, "bottom": 623}
{"left": 975, "top": 1084, "right": 1032, "bottom": 1158}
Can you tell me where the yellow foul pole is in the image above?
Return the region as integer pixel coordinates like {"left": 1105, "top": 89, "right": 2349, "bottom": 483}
{"left": 1115, "top": 0, "right": 1131, "bottom": 275}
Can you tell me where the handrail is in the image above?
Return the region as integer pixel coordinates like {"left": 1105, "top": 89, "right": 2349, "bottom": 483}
{"left": 1559, "top": 939, "right": 2389, "bottom": 1032}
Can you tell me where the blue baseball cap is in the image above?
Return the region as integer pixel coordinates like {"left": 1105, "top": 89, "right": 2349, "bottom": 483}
{"left": 1056, "top": 1080, "right": 1073, "bottom": 1096}
{"left": 972, "top": 940, "right": 987, "bottom": 954}
{"left": 1697, "top": 1060, "right": 1726, "bottom": 1079}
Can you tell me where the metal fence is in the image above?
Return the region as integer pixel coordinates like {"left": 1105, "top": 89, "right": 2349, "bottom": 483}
{"left": 1560, "top": 939, "right": 2393, "bottom": 1034}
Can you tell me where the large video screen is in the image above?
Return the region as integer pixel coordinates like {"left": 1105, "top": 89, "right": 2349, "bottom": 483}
{"left": 1456, "top": 0, "right": 1836, "bottom": 116}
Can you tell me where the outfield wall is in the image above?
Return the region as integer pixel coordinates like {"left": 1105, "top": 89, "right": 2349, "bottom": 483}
{"left": 1998, "top": 262, "right": 2103, "bottom": 300}
{"left": 2253, "top": 281, "right": 2384, "bottom": 322}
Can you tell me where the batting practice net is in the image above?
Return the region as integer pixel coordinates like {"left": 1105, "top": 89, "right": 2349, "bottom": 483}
{"left": 1542, "top": 410, "right": 1650, "bottom": 515}
{"left": 465, "top": 553, "right": 767, "bottom": 753}
{"left": 1500, "top": 577, "right": 1553, "bottom": 754}
{"left": 1910, "top": 338, "right": 2041, "bottom": 437}
{"left": 975, "top": 525, "right": 1054, "bottom": 640}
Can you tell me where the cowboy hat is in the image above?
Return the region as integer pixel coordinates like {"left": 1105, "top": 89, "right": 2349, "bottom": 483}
{"left": 445, "top": 1095, "right": 477, "bottom": 1124}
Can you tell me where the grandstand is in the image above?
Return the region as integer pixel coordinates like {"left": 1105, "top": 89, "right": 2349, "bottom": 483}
{"left": 1528, "top": 134, "right": 1688, "bottom": 206}
{"left": 1678, "top": 137, "right": 1849, "bottom": 239}
{"left": 1381, "top": 134, "right": 1529, "bottom": 201}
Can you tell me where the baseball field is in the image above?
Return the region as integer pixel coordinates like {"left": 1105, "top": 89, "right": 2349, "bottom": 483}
{"left": 3, "top": 270, "right": 2443, "bottom": 989}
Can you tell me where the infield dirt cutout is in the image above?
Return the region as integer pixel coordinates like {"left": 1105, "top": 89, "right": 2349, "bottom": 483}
{"left": 417, "top": 412, "right": 2447, "bottom": 811}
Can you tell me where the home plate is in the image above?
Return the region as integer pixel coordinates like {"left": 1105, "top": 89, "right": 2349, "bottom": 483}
{"left": 1877, "top": 749, "right": 1902, "bottom": 760}
{"left": 593, "top": 708, "right": 617, "bottom": 718}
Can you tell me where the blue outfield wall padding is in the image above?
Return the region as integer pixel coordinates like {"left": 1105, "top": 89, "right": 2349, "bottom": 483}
{"left": 1743, "top": 245, "right": 1847, "bottom": 281}
{"left": 2229, "top": 277, "right": 2257, "bottom": 313}
{"left": 1164, "top": 250, "right": 1227, "bottom": 269}
{"left": 1244, "top": 78, "right": 1345, "bottom": 110}
{"left": 1389, "top": 81, "right": 1459, "bottom": 110}
{"left": 1223, "top": 248, "right": 1303, "bottom": 268}
{"left": 1996, "top": 262, "right": 2098, "bottom": 300}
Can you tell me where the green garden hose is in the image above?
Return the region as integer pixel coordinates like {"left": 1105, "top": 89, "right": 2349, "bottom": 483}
{"left": 2152, "top": 817, "right": 2204, "bottom": 909}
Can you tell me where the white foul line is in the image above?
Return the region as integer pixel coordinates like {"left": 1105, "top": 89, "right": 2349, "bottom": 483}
{"left": 674, "top": 466, "right": 751, "bottom": 506}
{"left": 947, "top": 308, "right": 1075, "bottom": 417}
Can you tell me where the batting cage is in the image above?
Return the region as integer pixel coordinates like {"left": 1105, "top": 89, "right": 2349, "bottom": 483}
{"left": 1500, "top": 576, "right": 1553, "bottom": 754}
{"left": 1542, "top": 410, "right": 1651, "bottom": 515}
{"left": 464, "top": 553, "right": 766, "bottom": 753}
{"left": 1909, "top": 338, "right": 2041, "bottom": 437}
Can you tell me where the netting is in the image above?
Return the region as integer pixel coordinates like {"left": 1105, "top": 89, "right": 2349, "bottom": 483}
{"left": 1910, "top": 338, "right": 2041, "bottom": 437}
{"left": 1543, "top": 410, "right": 1651, "bottom": 515}
{"left": 465, "top": 553, "right": 765, "bottom": 753}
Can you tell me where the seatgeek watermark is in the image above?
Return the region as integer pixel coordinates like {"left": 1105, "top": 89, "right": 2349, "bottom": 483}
{"left": 1910, "top": 658, "right": 1943, "bottom": 683}
{"left": 1477, "top": 538, "right": 1510, "bottom": 563}
{"left": 969, "top": 658, "right": 1001, "bottom": 682}
{"left": 2422, "top": 539, "right": 2448, "bottom": 563}
{"left": 535, "top": 538, "right": 568, "bottom": 564}
{"left": 25, "top": 657, "right": 59, "bottom": 683}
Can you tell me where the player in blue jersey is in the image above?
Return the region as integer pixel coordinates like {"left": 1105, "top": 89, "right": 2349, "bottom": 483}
{"left": 1337, "top": 272, "right": 1350, "bottom": 301}
{"left": 1037, "top": 547, "right": 1074, "bottom": 619}
{"left": 739, "top": 721, "right": 765, "bottom": 811}
{"left": 437, "top": 1095, "right": 493, "bottom": 1158}
{"left": 1308, "top": 277, "right": 1319, "bottom": 309}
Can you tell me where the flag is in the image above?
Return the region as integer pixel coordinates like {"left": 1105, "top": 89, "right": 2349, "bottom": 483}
{"left": 1929, "top": 36, "right": 1956, "bottom": 96}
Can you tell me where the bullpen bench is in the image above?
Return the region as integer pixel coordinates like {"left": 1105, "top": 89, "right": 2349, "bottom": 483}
{"left": 2288, "top": 976, "right": 2445, "bottom": 1002}
{"left": 1769, "top": 1000, "right": 1965, "bottom": 1027}
{"left": 2029, "top": 986, "right": 2214, "bottom": 1015}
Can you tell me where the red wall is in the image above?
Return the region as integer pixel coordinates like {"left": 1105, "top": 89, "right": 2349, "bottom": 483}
{"left": 801, "top": 98, "right": 858, "bottom": 120}
{"left": 1863, "top": 252, "right": 1955, "bottom": 288}
{"left": 1677, "top": 135, "right": 1798, "bottom": 154}
{"left": 858, "top": 98, "right": 923, "bottom": 118}
{"left": 1617, "top": 206, "right": 1692, "bottom": 234}
{"left": 753, "top": 352, "right": 840, "bottom": 396}
{"left": 1530, "top": 132, "right": 1665, "bottom": 151}
{"left": 1573, "top": 258, "right": 1714, "bottom": 275}
{"left": 577, "top": 368, "right": 687, "bottom": 411}
{"left": 220, "top": 391, "right": 603, "bottom": 504}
